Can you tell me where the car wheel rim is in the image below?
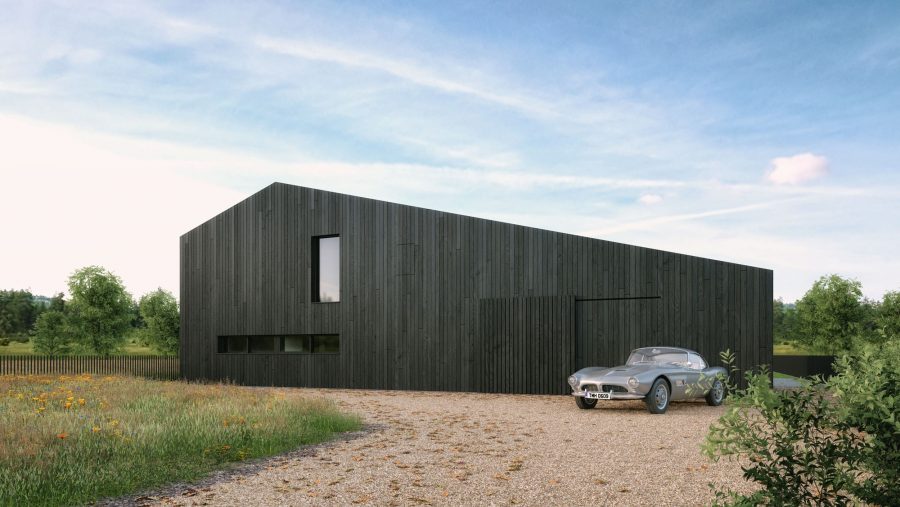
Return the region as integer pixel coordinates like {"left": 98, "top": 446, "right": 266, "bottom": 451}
{"left": 655, "top": 385, "right": 667, "bottom": 409}
{"left": 714, "top": 382, "right": 723, "bottom": 402}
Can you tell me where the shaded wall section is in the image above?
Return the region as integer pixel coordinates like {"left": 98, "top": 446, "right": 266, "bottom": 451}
{"left": 181, "top": 182, "right": 773, "bottom": 393}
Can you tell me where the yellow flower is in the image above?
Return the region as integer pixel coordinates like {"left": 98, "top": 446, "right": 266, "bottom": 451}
{"left": 66, "top": 396, "right": 74, "bottom": 402}
{"left": 110, "top": 419, "right": 119, "bottom": 426}
{"left": 92, "top": 427, "right": 101, "bottom": 433}
{"left": 78, "top": 399, "right": 86, "bottom": 405}
{"left": 64, "top": 402, "right": 72, "bottom": 409}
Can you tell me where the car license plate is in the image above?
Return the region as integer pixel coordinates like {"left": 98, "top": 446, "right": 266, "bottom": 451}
{"left": 586, "top": 392, "right": 612, "bottom": 400}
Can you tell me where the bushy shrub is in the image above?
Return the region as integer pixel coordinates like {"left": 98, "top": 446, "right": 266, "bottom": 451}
{"left": 703, "top": 369, "right": 866, "bottom": 505}
{"left": 703, "top": 343, "right": 899, "bottom": 506}
{"left": 829, "top": 340, "right": 900, "bottom": 504}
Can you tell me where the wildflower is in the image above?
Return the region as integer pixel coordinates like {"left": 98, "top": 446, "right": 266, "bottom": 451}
{"left": 57, "top": 432, "right": 67, "bottom": 439}
{"left": 92, "top": 426, "right": 101, "bottom": 433}
{"left": 64, "top": 402, "right": 72, "bottom": 409}
{"left": 66, "top": 396, "right": 74, "bottom": 402}
{"left": 110, "top": 419, "right": 119, "bottom": 426}
{"left": 78, "top": 399, "right": 85, "bottom": 405}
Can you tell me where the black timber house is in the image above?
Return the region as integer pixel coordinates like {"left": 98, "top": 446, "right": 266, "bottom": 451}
{"left": 180, "top": 182, "right": 773, "bottom": 394}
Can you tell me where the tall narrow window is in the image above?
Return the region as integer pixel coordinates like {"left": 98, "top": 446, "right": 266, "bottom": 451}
{"left": 312, "top": 235, "right": 340, "bottom": 302}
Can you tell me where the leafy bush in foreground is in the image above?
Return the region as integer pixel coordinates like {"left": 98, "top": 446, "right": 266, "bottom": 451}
{"left": 829, "top": 340, "right": 900, "bottom": 504}
{"left": 703, "top": 342, "right": 900, "bottom": 506}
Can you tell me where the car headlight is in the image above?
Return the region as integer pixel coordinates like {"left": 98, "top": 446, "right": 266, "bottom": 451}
{"left": 567, "top": 375, "right": 578, "bottom": 387}
{"left": 628, "top": 377, "right": 639, "bottom": 388}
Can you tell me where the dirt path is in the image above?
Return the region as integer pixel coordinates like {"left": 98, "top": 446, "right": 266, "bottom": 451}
{"left": 145, "top": 388, "right": 751, "bottom": 506}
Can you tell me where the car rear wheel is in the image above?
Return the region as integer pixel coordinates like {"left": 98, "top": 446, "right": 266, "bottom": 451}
{"left": 645, "top": 378, "right": 670, "bottom": 414}
{"left": 705, "top": 379, "right": 726, "bottom": 406}
{"left": 575, "top": 396, "right": 597, "bottom": 409}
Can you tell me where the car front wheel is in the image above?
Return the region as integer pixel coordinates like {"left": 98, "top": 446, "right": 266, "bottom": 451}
{"left": 575, "top": 396, "right": 597, "bottom": 409}
{"left": 645, "top": 378, "right": 670, "bottom": 414}
{"left": 705, "top": 379, "right": 726, "bottom": 406}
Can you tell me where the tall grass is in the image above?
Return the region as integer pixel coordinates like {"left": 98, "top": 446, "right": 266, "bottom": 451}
{"left": 0, "top": 375, "right": 361, "bottom": 506}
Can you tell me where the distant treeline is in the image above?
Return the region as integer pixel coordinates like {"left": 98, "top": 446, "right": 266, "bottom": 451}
{"left": 0, "top": 266, "right": 178, "bottom": 356}
{"left": 774, "top": 274, "right": 900, "bottom": 354}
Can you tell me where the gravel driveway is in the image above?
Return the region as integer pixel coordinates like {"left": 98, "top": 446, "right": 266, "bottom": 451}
{"left": 144, "top": 388, "right": 752, "bottom": 506}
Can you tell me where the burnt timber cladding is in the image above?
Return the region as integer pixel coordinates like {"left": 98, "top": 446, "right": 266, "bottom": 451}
{"left": 181, "top": 182, "right": 773, "bottom": 394}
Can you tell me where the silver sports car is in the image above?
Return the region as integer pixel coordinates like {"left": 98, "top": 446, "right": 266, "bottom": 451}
{"left": 567, "top": 346, "right": 727, "bottom": 414}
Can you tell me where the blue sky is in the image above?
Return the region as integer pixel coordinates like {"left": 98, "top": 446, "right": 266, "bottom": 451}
{"left": 1, "top": 0, "right": 898, "bottom": 301}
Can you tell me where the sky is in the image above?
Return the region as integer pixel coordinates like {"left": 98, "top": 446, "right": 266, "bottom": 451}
{"left": 1, "top": 0, "right": 899, "bottom": 302}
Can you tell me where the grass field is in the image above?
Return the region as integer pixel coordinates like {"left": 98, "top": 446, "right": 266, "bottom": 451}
{"left": 0, "top": 339, "right": 160, "bottom": 356}
{"left": 0, "top": 375, "right": 361, "bottom": 506}
{"left": 773, "top": 342, "right": 831, "bottom": 356}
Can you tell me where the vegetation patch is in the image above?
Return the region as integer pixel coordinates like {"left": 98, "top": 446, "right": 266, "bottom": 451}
{"left": 704, "top": 340, "right": 900, "bottom": 505}
{"left": 0, "top": 375, "right": 361, "bottom": 506}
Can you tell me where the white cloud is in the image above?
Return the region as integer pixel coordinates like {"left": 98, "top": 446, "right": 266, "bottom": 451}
{"left": 581, "top": 200, "right": 787, "bottom": 237}
{"left": 765, "top": 153, "right": 829, "bottom": 185}
{"left": 638, "top": 193, "right": 663, "bottom": 205}
{"left": 254, "top": 36, "right": 555, "bottom": 119}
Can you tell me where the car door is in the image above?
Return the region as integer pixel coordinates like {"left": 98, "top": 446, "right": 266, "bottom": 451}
{"left": 685, "top": 353, "right": 707, "bottom": 396}
{"left": 666, "top": 352, "right": 693, "bottom": 400}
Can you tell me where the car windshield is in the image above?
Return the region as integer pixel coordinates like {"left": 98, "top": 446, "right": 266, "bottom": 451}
{"left": 626, "top": 350, "right": 688, "bottom": 366}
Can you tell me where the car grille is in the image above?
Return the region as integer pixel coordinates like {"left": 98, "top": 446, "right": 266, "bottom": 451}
{"left": 582, "top": 384, "right": 627, "bottom": 393}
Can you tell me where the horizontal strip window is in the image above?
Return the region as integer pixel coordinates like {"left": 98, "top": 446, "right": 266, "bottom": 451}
{"left": 217, "top": 335, "right": 339, "bottom": 354}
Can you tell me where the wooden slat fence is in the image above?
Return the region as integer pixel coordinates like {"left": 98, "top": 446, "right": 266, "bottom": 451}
{"left": 0, "top": 356, "right": 180, "bottom": 380}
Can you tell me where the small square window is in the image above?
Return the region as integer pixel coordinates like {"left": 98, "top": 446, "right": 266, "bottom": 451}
{"left": 218, "top": 336, "right": 248, "bottom": 353}
{"left": 283, "top": 335, "right": 310, "bottom": 353}
{"left": 311, "top": 334, "right": 340, "bottom": 353}
{"left": 248, "top": 336, "right": 277, "bottom": 353}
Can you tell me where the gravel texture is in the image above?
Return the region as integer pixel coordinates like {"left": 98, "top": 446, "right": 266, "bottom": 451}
{"left": 135, "top": 388, "right": 753, "bottom": 506}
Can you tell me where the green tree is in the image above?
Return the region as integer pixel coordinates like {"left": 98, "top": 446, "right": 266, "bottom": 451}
{"left": 0, "top": 289, "right": 41, "bottom": 337}
{"left": 48, "top": 292, "right": 66, "bottom": 313}
{"left": 138, "top": 288, "right": 180, "bottom": 355}
{"left": 67, "top": 266, "right": 134, "bottom": 356}
{"left": 32, "top": 310, "right": 72, "bottom": 355}
{"left": 773, "top": 298, "right": 799, "bottom": 344}
{"left": 877, "top": 290, "right": 900, "bottom": 338}
{"left": 794, "top": 275, "right": 866, "bottom": 354}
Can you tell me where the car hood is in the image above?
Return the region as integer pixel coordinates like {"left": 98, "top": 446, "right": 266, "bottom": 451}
{"left": 574, "top": 364, "right": 657, "bottom": 381}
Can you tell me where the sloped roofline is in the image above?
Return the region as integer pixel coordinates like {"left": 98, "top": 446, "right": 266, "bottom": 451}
{"left": 181, "top": 181, "right": 772, "bottom": 272}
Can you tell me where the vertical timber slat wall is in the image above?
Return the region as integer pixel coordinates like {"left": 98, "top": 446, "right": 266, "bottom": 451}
{"left": 181, "top": 183, "right": 773, "bottom": 393}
